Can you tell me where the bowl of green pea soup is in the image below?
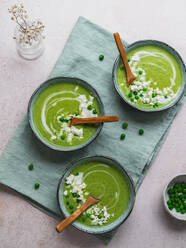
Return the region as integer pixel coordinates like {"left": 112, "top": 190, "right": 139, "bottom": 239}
{"left": 57, "top": 155, "right": 136, "bottom": 234}
{"left": 163, "top": 174, "right": 186, "bottom": 221}
{"left": 112, "top": 40, "right": 186, "bottom": 112}
{"left": 28, "top": 77, "right": 104, "bottom": 152}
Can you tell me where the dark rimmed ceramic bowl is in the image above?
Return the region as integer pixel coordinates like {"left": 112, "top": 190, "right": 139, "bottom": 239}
{"left": 112, "top": 40, "right": 186, "bottom": 112}
{"left": 57, "top": 155, "right": 136, "bottom": 234}
{"left": 28, "top": 77, "right": 104, "bottom": 152}
{"left": 163, "top": 174, "right": 186, "bottom": 221}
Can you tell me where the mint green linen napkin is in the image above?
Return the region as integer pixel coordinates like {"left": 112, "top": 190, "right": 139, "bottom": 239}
{"left": 0, "top": 16, "right": 185, "bottom": 244}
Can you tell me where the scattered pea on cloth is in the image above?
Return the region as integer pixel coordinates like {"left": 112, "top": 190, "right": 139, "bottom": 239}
{"left": 167, "top": 183, "right": 186, "bottom": 214}
{"left": 99, "top": 54, "right": 104, "bottom": 61}
{"left": 122, "top": 122, "right": 128, "bottom": 129}
{"left": 34, "top": 183, "right": 40, "bottom": 190}
{"left": 120, "top": 133, "right": 126, "bottom": 140}
{"left": 28, "top": 164, "right": 34, "bottom": 171}
{"left": 139, "top": 129, "right": 144, "bottom": 135}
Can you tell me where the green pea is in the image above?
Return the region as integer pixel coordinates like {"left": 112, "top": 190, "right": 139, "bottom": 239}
{"left": 120, "top": 64, "right": 124, "bottom": 69}
{"left": 183, "top": 189, "right": 186, "bottom": 193}
{"left": 120, "top": 133, "right": 126, "bottom": 140}
{"left": 130, "top": 98, "right": 134, "bottom": 102}
{"left": 59, "top": 117, "right": 65, "bottom": 122}
{"left": 133, "top": 91, "right": 138, "bottom": 95}
{"left": 82, "top": 217, "right": 86, "bottom": 222}
{"left": 181, "top": 209, "right": 185, "bottom": 214}
{"left": 98, "top": 215, "right": 102, "bottom": 219}
{"left": 128, "top": 58, "right": 130, "bottom": 62}
{"left": 170, "top": 193, "right": 175, "bottom": 199}
{"left": 87, "top": 105, "right": 93, "bottom": 110}
{"left": 153, "top": 103, "right": 158, "bottom": 108}
{"left": 168, "top": 188, "right": 173, "bottom": 194}
{"left": 143, "top": 88, "right": 147, "bottom": 92}
{"left": 164, "top": 95, "right": 168, "bottom": 99}
{"left": 59, "top": 117, "right": 69, "bottom": 122}
{"left": 182, "top": 183, "right": 186, "bottom": 189}
{"left": 99, "top": 54, "right": 104, "bottom": 61}
{"left": 69, "top": 205, "right": 74, "bottom": 210}
{"left": 168, "top": 205, "right": 173, "bottom": 210}
{"left": 66, "top": 201, "right": 70, "bottom": 205}
{"left": 176, "top": 207, "right": 180, "bottom": 212}
{"left": 34, "top": 183, "right": 40, "bottom": 190}
{"left": 167, "top": 200, "right": 171, "bottom": 205}
{"left": 76, "top": 199, "right": 81, "bottom": 203}
{"left": 180, "top": 193, "right": 184, "bottom": 199}
{"left": 139, "top": 129, "right": 144, "bottom": 135}
{"left": 122, "top": 122, "right": 128, "bottom": 129}
{"left": 171, "top": 188, "right": 175, "bottom": 193}
{"left": 135, "top": 95, "right": 139, "bottom": 100}
{"left": 139, "top": 93, "right": 143, "bottom": 97}
{"left": 174, "top": 183, "right": 179, "bottom": 188}
{"left": 93, "top": 109, "right": 97, "bottom": 114}
{"left": 128, "top": 92, "right": 132, "bottom": 98}
{"left": 152, "top": 93, "right": 157, "bottom": 98}
{"left": 180, "top": 205, "right": 184, "bottom": 210}
{"left": 61, "top": 135, "right": 65, "bottom": 140}
{"left": 172, "top": 202, "right": 176, "bottom": 207}
{"left": 175, "top": 198, "right": 179, "bottom": 203}
{"left": 75, "top": 172, "right": 79, "bottom": 176}
{"left": 28, "top": 164, "right": 34, "bottom": 171}
{"left": 74, "top": 112, "right": 79, "bottom": 116}
{"left": 87, "top": 213, "right": 91, "bottom": 218}
{"left": 178, "top": 187, "right": 182, "bottom": 193}
{"left": 72, "top": 193, "right": 78, "bottom": 197}
{"left": 138, "top": 70, "right": 143, "bottom": 75}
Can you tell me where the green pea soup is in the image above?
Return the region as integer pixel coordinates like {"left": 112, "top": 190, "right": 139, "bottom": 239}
{"left": 116, "top": 45, "right": 183, "bottom": 110}
{"left": 32, "top": 82, "right": 100, "bottom": 148}
{"left": 63, "top": 161, "right": 129, "bottom": 227}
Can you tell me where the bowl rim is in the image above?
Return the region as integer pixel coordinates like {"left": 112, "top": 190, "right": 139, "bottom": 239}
{"left": 56, "top": 155, "right": 136, "bottom": 234}
{"left": 163, "top": 174, "right": 186, "bottom": 221}
{"left": 112, "top": 39, "right": 186, "bottom": 112}
{"left": 28, "top": 76, "right": 104, "bottom": 152}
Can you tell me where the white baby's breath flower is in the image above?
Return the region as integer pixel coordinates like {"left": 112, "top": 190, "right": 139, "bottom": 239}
{"left": 8, "top": 2, "right": 45, "bottom": 46}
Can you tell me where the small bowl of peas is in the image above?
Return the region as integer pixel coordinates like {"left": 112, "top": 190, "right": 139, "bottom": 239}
{"left": 163, "top": 174, "right": 186, "bottom": 221}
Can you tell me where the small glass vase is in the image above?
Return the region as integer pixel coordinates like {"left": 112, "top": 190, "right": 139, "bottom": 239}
{"left": 14, "top": 26, "right": 44, "bottom": 60}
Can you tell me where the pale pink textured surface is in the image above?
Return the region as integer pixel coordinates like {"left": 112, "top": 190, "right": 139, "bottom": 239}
{"left": 0, "top": 0, "right": 186, "bottom": 247}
